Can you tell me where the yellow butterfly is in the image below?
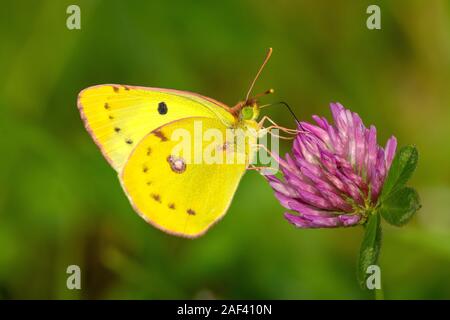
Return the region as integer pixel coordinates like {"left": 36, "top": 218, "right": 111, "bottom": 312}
{"left": 78, "top": 48, "right": 280, "bottom": 238}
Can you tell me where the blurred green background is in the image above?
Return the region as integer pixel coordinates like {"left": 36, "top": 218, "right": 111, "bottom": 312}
{"left": 1, "top": 0, "right": 450, "bottom": 299}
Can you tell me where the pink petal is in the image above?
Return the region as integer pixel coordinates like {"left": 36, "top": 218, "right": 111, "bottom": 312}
{"left": 384, "top": 136, "right": 397, "bottom": 169}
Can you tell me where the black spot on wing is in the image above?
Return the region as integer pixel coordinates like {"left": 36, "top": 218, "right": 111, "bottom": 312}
{"left": 158, "top": 102, "right": 168, "bottom": 115}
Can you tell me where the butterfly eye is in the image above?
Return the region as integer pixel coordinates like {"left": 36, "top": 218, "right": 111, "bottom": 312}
{"left": 241, "top": 106, "right": 254, "bottom": 120}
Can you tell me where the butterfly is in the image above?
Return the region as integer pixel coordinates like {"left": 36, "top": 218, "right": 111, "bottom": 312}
{"left": 77, "top": 48, "right": 285, "bottom": 238}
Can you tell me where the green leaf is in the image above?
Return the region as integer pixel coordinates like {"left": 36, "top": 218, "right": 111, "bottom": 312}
{"left": 379, "top": 186, "right": 421, "bottom": 226}
{"left": 357, "top": 214, "right": 382, "bottom": 289}
{"left": 380, "top": 145, "right": 418, "bottom": 200}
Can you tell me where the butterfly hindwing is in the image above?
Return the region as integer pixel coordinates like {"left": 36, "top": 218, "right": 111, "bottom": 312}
{"left": 120, "top": 117, "right": 251, "bottom": 237}
{"left": 77, "top": 84, "right": 235, "bottom": 172}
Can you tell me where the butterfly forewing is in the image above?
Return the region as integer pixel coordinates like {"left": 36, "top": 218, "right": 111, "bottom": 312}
{"left": 78, "top": 84, "right": 235, "bottom": 172}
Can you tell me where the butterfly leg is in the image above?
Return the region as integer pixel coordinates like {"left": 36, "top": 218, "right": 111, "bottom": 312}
{"left": 258, "top": 116, "right": 299, "bottom": 134}
{"left": 258, "top": 116, "right": 304, "bottom": 140}
{"left": 247, "top": 164, "right": 278, "bottom": 175}
{"left": 261, "top": 126, "right": 296, "bottom": 140}
{"left": 260, "top": 124, "right": 305, "bottom": 140}
{"left": 246, "top": 143, "right": 289, "bottom": 175}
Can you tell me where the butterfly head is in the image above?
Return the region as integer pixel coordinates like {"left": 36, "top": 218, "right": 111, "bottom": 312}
{"left": 240, "top": 88, "right": 275, "bottom": 121}
{"left": 230, "top": 88, "right": 274, "bottom": 124}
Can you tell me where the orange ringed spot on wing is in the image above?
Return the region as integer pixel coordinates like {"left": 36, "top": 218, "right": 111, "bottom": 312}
{"left": 167, "top": 155, "right": 186, "bottom": 174}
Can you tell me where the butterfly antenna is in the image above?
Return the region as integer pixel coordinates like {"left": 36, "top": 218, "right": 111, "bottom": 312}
{"left": 260, "top": 101, "right": 300, "bottom": 123}
{"left": 245, "top": 48, "right": 273, "bottom": 102}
